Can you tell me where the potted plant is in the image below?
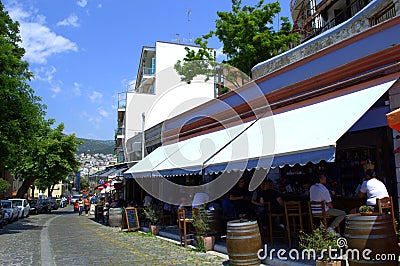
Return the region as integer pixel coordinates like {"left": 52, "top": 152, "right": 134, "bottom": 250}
{"left": 192, "top": 207, "right": 215, "bottom": 252}
{"left": 143, "top": 205, "right": 161, "bottom": 235}
{"left": 299, "top": 228, "right": 344, "bottom": 266}
{"left": 359, "top": 205, "right": 374, "bottom": 215}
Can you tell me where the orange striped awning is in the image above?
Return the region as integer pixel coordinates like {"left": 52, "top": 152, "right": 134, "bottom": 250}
{"left": 386, "top": 108, "right": 400, "bottom": 131}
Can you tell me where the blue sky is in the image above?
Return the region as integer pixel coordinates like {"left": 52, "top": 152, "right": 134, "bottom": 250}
{"left": 3, "top": 0, "right": 291, "bottom": 140}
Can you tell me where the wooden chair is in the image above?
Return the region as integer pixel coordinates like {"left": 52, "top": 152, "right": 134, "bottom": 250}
{"left": 177, "top": 208, "right": 195, "bottom": 247}
{"left": 284, "top": 201, "right": 303, "bottom": 248}
{"left": 376, "top": 196, "right": 396, "bottom": 232}
{"left": 264, "top": 202, "right": 286, "bottom": 245}
{"left": 308, "top": 201, "right": 338, "bottom": 233}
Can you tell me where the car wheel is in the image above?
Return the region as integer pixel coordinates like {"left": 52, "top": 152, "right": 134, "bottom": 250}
{"left": 35, "top": 210, "right": 38, "bottom": 215}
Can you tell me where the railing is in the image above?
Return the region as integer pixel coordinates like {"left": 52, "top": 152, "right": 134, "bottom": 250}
{"left": 118, "top": 99, "right": 126, "bottom": 109}
{"left": 116, "top": 128, "right": 125, "bottom": 136}
{"left": 370, "top": 3, "right": 396, "bottom": 26}
{"left": 302, "top": 0, "right": 371, "bottom": 42}
{"left": 143, "top": 67, "right": 155, "bottom": 75}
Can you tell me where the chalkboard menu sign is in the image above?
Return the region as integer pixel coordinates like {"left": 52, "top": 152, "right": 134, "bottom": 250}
{"left": 122, "top": 207, "right": 140, "bottom": 231}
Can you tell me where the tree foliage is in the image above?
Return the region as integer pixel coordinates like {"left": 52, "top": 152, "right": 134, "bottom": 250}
{"left": 0, "top": 3, "right": 82, "bottom": 198}
{"left": 213, "top": 0, "right": 299, "bottom": 75}
{"left": 175, "top": 0, "right": 300, "bottom": 84}
{"left": 0, "top": 177, "right": 10, "bottom": 195}
{"left": 15, "top": 123, "right": 82, "bottom": 197}
{"left": 0, "top": 2, "right": 46, "bottom": 172}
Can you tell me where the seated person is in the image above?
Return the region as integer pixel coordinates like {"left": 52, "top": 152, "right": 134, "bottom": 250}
{"left": 309, "top": 173, "right": 346, "bottom": 234}
{"left": 358, "top": 169, "right": 389, "bottom": 208}
{"left": 229, "top": 178, "right": 250, "bottom": 218}
{"left": 259, "top": 179, "right": 284, "bottom": 228}
{"left": 251, "top": 181, "right": 267, "bottom": 224}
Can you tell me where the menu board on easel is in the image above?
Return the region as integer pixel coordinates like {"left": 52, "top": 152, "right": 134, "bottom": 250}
{"left": 122, "top": 207, "right": 140, "bottom": 231}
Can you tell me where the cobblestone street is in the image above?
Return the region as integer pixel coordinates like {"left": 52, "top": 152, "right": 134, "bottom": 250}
{"left": 0, "top": 206, "right": 227, "bottom": 266}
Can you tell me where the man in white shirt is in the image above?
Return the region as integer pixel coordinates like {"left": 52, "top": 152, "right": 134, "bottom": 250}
{"left": 192, "top": 192, "right": 210, "bottom": 208}
{"left": 309, "top": 173, "right": 346, "bottom": 233}
{"left": 359, "top": 169, "right": 389, "bottom": 206}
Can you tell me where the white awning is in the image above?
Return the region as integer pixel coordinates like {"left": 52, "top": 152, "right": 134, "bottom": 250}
{"left": 124, "top": 78, "right": 397, "bottom": 179}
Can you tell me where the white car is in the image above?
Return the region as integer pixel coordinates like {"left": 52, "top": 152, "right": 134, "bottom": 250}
{"left": 9, "top": 199, "right": 30, "bottom": 218}
{"left": 1, "top": 200, "right": 19, "bottom": 223}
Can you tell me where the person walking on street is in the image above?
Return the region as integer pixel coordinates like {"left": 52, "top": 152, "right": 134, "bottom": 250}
{"left": 78, "top": 198, "right": 84, "bottom": 216}
{"left": 84, "top": 197, "right": 90, "bottom": 216}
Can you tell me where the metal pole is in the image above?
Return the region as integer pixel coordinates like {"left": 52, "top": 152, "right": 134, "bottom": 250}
{"left": 141, "top": 112, "right": 145, "bottom": 159}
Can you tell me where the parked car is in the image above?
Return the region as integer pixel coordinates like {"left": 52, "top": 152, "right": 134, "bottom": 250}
{"left": 0, "top": 200, "right": 4, "bottom": 228}
{"left": 2, "top": 200, "right": 19, "bottom": 223}
{"left": 28, "top": 199, "right": 49, "bottom": 214}
{"left": 9, "top": 198, "right": 30, "bottom": 218}
{"left": 49, "top": 198, "right": 59, "bottom": 210}
{"left": 39, "top": 199, "right": 51, "bottom": 213}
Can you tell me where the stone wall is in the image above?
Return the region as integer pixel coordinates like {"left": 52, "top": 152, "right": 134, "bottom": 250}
{"left": 252, "top": 0, "right": 398, "bottom": 79}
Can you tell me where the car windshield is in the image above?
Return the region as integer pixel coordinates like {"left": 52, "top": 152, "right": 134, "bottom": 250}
{"left": 2, "top": 202, "right": 11, "bottom": 208}
{"left": 12, "top": 201, "right": 22, "bottom": 206}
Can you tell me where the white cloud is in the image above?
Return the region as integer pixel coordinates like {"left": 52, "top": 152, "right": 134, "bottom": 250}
{"left": 89, "top": 91, "right": 103, "bottom": 102}
{"left": 51, "top": 86, "right": 61, "bottom": 96}
{"left": 34, "top": 65, "right": 57, "bottom": 82}
{"left": 57, "top": 14, "right": 80, "bottom": 28}
{"left": 81, "top": 111, "right": 102, "bottom": 129}
{"left": 73, "top": 82, "right": 82, "bottom": 96}
{"left": 97, "top": 4, "right": 102, "bottom": 8}
{"left": 215, "top": 46, "right": 227, "bottom": 62}
{"left": 77, "top": 0, "right": 88, "bottom": 8}
{"left": 5, "top": 4, "right": 78, "bottom": 65}
{"left": 97, "top": 108, "right": 110, "bottom": 118}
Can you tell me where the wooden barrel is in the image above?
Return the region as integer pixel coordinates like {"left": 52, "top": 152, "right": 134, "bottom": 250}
{"left": 226, "top": 220, "right": 262, "bottom": 266}
{"left": 108, "top": 207, "right": 122, "bottom": 227}
{"left": 344, "top": 214, "right": 399, "bottom": 266}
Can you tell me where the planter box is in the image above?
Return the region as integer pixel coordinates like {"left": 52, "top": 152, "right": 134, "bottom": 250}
{"left": 316, "top": 260, "right": 344, "bottom": 266}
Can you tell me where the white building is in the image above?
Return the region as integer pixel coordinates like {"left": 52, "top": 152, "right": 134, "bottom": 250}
{"left": 116, "top": 41, "right": 216, "bottom": 162}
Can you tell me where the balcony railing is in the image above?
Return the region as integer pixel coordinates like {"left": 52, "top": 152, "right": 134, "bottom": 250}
{"left": 302, "top": 0, "right": 371, "bottom": 42}
{"left": 118, "top": 99, "right": 126, "bottom": 109}
{"left": 370, "top": 3, "right": 396, "bottom": 26}
{"left": 143, "top": 67, "right": 155, "bottom": 75}
{"left": 116, "top": 128, "right": 125, "bottom": 136}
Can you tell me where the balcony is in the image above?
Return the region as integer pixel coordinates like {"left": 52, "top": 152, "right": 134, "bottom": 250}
{"left": 116, "top": 128, "right": 125, "bottom": 138}
{"left": 301, "top": 0, "right": 371, "bottom": 42}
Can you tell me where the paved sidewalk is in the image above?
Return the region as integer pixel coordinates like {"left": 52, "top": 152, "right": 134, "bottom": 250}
{"left": 50, "top": 207, "right": 228, "bottom": 265}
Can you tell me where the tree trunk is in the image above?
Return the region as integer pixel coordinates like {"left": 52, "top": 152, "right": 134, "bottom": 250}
{"left": 48, "top": 184, "right": 55, "bottom": 197}
{"left": 16, "top": 177, "right": 36, "bottom": 198}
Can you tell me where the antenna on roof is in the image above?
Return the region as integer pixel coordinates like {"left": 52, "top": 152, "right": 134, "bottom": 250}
{"left": 187, "top": 8, "right": 193, "bottom": 44}
{"left": 172, "top": 33, "right": 181, "bottom": 44}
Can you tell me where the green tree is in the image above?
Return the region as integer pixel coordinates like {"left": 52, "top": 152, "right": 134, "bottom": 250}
{"left": 0, "top": 178, "right": 10, "bottom": 196}
{"left": 175, "top": 0, "right": 300, "bottom": 83}
{"left": 213, "top": 0, "right": 299, "bottom": 75}
{"left": 0, "top": 2, "right": 45, "bottom": 173}
{"left": 15, "top": 123, "right": 82, "bottom": 198}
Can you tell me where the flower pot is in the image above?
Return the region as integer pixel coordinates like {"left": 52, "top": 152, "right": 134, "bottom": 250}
{"left": 202, "top": 236, "right": 215, "bottom": 251}
{"left": 360, "top": 212, "right": 373, "bottom": 216}
{"left": 316, "top": 260, "right": 344, "bottom": 266}
{"left": 149, "top": 225, "right": 161, "bottom": 235}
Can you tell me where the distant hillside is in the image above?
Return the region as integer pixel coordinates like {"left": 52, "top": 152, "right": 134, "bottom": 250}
{"left": 76, "top": 138, "right": 114, "bottom": 155}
